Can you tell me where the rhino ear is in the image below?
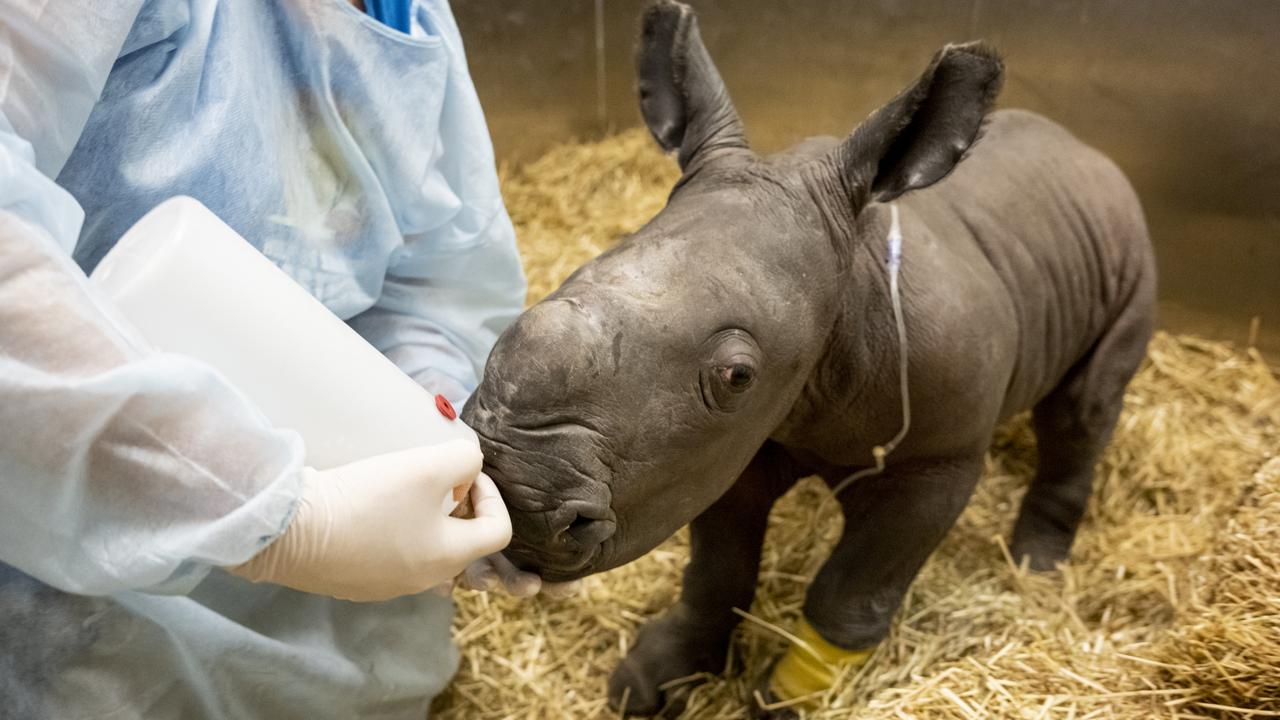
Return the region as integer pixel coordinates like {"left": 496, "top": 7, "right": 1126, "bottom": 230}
{"left": 636, "top": 1, "right": 749, "bottom": 171}
{"left": 836, "top": 42, "right": 1003, "bottom": 207}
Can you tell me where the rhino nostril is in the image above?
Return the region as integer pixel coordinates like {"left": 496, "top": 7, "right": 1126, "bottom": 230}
{"left": 564, "top": 514, "right": 616, "bottom": 548}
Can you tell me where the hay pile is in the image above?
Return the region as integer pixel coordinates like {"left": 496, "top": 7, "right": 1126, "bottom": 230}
{"left": 433, "top": 130, "right": 1280, "bottom": 719}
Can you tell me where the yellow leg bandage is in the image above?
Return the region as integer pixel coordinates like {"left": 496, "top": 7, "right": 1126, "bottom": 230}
{"left": 768, "top": 618, "right": 874, "bottom": 704}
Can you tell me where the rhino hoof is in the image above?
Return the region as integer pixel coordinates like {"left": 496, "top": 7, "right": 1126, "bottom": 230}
{"left": 1009, "top": 531, "right": 1073, "bottom": 572}
{"left": 606, "top": 608, "right": 730, "bottom": 717}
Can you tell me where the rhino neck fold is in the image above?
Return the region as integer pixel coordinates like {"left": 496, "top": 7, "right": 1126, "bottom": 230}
{"left": 770, "top": 206, "right": 898, "bottom": 454}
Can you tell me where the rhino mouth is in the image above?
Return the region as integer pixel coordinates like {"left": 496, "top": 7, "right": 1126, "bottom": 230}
{"left": 501, "top": 533, "right": 607, "bottom": 582}
{"left": 465, "top": 412, "right": 620, "bottom": 580}
{"left": 477, "top": 452, "right": 617, "bottom": 580}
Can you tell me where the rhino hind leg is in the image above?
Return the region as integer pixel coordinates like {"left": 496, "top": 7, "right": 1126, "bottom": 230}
{"left": 1012, "top": 287, "right": 1155, "bottom": 571}
{"left": 607, "top": 444, "right": 799, "bottom": 718}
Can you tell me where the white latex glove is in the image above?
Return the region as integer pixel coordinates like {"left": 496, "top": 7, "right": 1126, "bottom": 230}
{"left": 458, "top": 552, "right": 583, "bottom": 599}
{"left": 229, "top": 440, "right": 511, "bottom": 602}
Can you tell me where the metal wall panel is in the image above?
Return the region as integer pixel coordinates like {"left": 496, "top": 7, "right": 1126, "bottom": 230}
{"left": 454, "top": 0, "right": 1280, "bottom": 355}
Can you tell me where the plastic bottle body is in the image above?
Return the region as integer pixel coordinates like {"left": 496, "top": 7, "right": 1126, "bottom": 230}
{"left": 90, "top": 197, "right": 477, "bottom": 485}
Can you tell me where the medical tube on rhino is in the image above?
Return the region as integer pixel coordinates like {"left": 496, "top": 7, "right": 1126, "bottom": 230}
{"left": 90, "top": 197, "right": 476, "bottom": 514}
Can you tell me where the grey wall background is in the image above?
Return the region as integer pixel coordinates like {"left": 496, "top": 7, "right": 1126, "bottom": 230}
{"left": 453, "top": 0, "right": 1280, "bottom": 356}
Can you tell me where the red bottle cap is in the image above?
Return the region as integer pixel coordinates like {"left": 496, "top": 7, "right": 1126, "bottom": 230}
{"left": 435, "top": 394, "right": 457, "bottom": 421}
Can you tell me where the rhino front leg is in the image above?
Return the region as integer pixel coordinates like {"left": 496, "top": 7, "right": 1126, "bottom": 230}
{"left": 756, "top": 456, "right": 983, "bottom": 715}
{"left": 608, "top": 443, "right": 798, "bottom": 718}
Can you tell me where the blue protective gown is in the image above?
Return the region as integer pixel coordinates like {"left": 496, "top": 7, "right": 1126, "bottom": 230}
{"left": 0, "top": 1, "right": 526, "bottom": 717}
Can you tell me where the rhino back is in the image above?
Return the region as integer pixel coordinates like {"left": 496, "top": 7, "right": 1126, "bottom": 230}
{"left": 903, "top": 108, "right": 1153, "bottom": 419}
{"left": 776, "top": 109, "right": 1153, "bottom": 468}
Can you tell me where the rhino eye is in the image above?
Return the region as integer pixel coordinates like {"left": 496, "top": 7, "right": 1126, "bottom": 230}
{"left": 702, "top": 330, "right": 761, "bottom": 412}
{"left": 719, "top": 363, "right": 755, "bottom": 390}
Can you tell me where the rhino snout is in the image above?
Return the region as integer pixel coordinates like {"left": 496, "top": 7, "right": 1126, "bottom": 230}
{"left": 463, "top": 397, "right": 618, "bottom": 580}
{"left": 502, "top": 502, "right": 617, "bottom": 581}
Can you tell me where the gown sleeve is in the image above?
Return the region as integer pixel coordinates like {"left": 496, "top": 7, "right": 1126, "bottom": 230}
{"left": 0, "top": 0, "right": 307, "bottom": 596}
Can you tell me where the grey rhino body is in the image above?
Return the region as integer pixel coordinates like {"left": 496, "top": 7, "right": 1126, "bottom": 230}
{"left": 463, "top": 2, "right": 1154, "bottom": 715}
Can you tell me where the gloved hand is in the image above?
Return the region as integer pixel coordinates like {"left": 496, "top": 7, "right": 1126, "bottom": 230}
{"left": 457, "top": 552, "right": 582, "bottom": 599}
{"left": 228, "top": 440, "right": 511, "bottom": 602}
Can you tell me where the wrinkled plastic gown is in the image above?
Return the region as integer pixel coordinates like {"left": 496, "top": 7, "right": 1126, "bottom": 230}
{"left": 0, "top": 1, "right": 525, "bottom": 717}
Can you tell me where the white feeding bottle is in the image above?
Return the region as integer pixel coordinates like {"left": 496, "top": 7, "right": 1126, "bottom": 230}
{"left": 90, "top": 197, "right": 476, "bottom": 513}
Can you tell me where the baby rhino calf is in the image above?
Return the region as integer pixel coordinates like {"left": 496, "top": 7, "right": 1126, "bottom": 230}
{"left": 463, "top": 1, "right": 1155, "bottom": 716}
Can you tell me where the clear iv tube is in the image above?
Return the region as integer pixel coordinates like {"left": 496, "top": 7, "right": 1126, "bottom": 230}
{"left": 831, "top": 203, "right": 912, "bottom": 497}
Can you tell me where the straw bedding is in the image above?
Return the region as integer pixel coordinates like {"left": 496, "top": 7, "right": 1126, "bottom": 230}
{"left": 433, "top": 130, "right": 1280, "bottom": 719}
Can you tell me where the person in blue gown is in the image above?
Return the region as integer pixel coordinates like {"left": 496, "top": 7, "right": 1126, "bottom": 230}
{"left": 0, "top": 1, "right": 543, "bottom": 717}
